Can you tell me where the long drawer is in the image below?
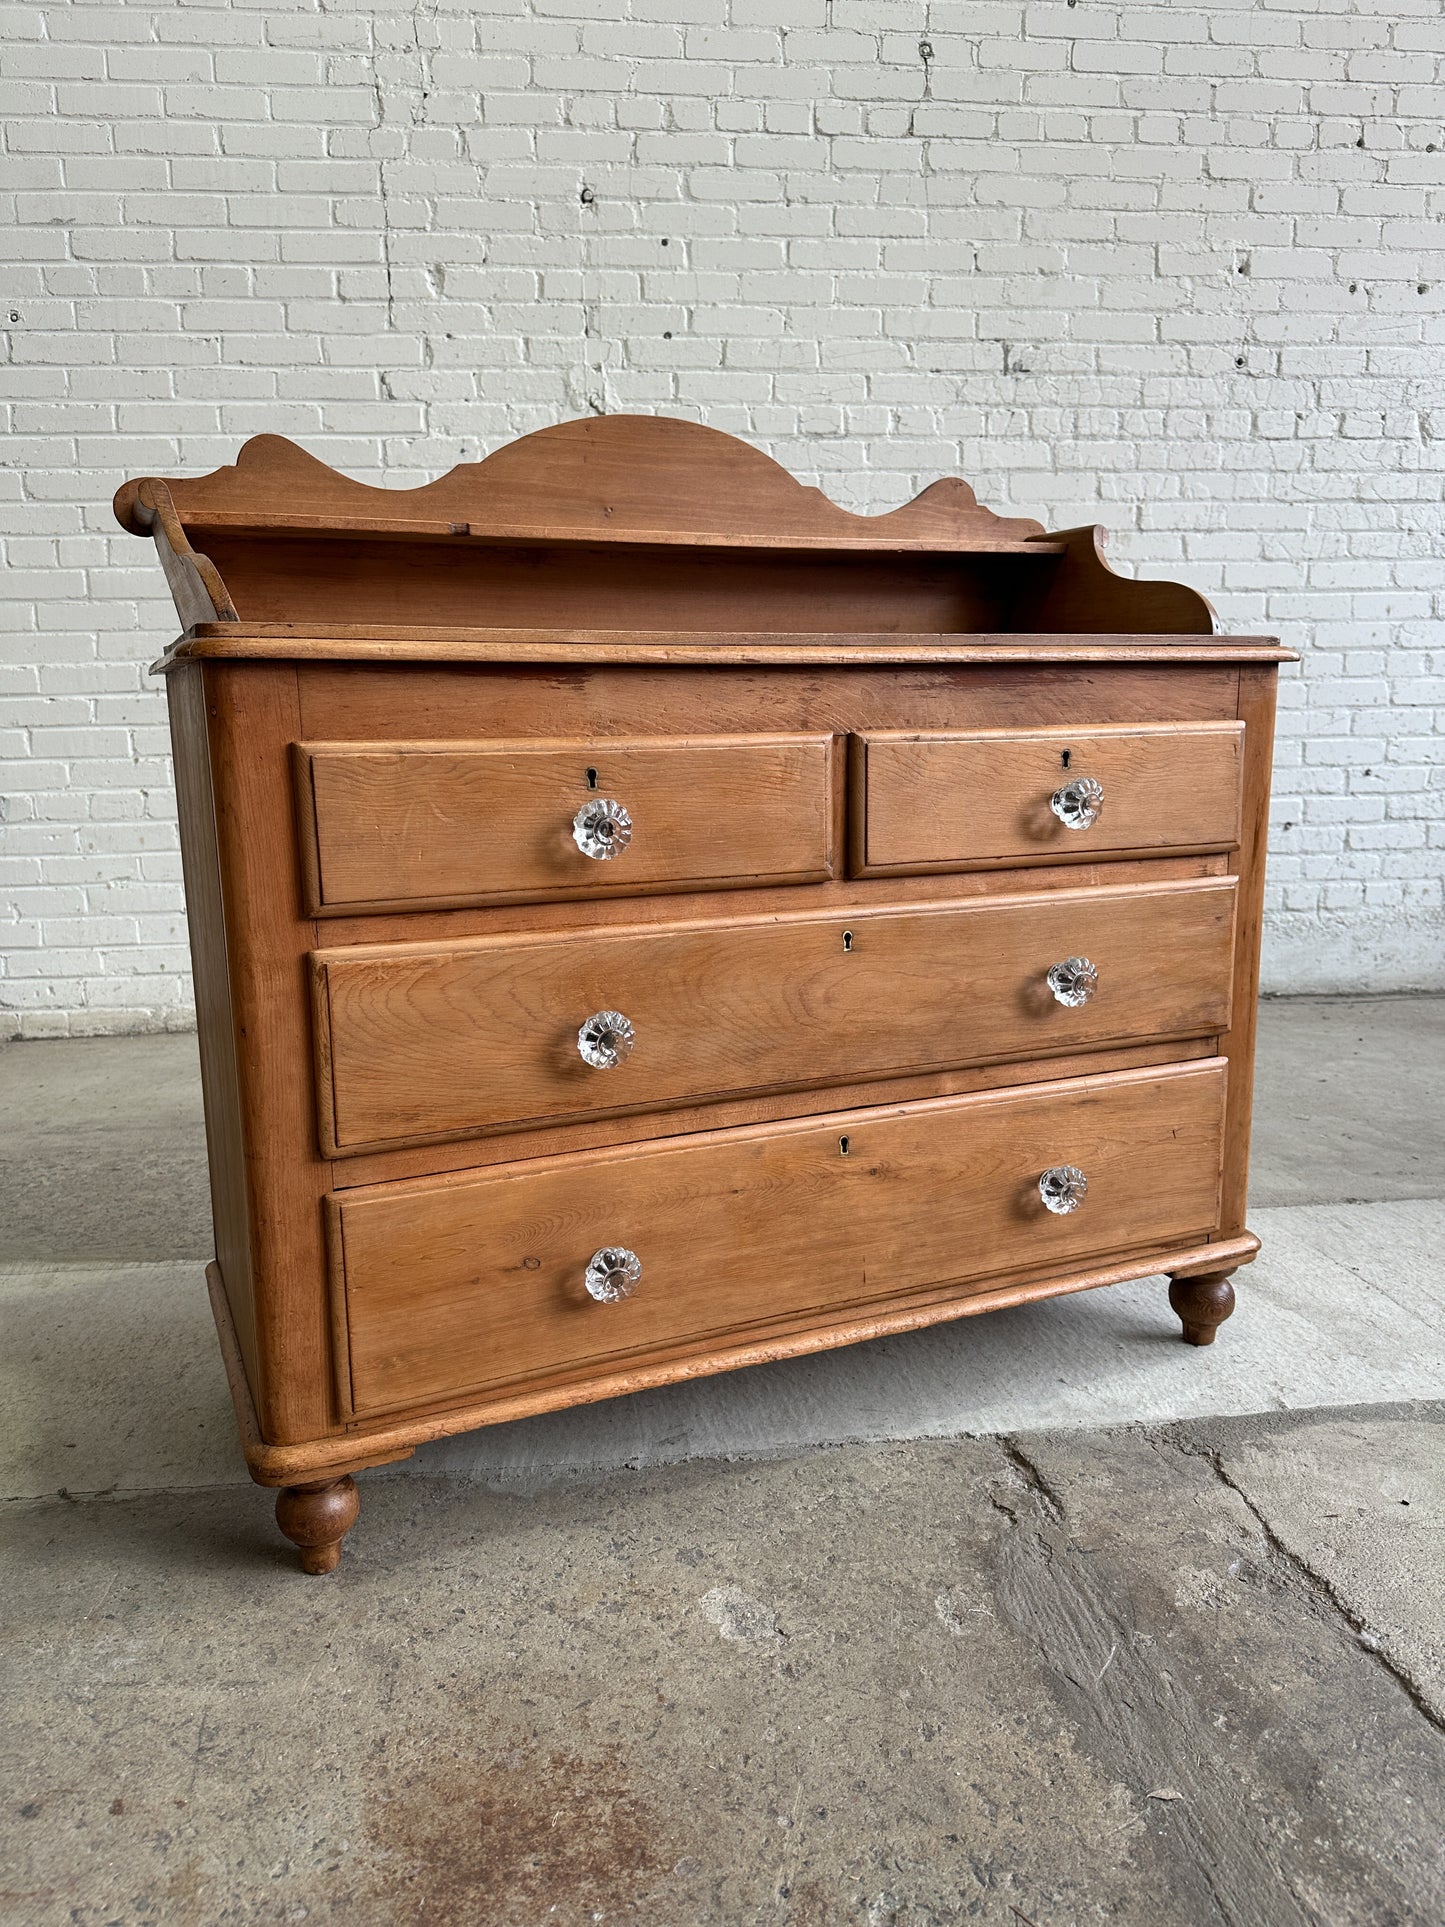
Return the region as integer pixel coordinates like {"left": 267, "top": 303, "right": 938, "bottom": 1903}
{"left": 295, "top": 733, "right": 835, "bottom": 913}
{"left": 330, "top": 1059, "right": 1229, "bottom": 1418}
{"left": 312, "top": 875, "right": 1236, "bottom": 1154}
{"left": 853, "top": 721, "right": 1244, "bottom": 874}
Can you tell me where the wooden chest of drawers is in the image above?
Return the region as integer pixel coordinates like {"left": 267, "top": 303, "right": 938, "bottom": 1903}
{"left": 116, "top": 417, "right": 1291, "bottom": 1572}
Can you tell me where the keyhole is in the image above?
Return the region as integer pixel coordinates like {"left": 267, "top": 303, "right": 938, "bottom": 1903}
{"left": 842, "top": 930, "right": 853, "bottom": 952}
{"left": 839, "top": 1136, "right": 850, "bottom": 1156}
{"left": 585, "top": 767, "right": 598, "bottom": 790}
{"left": 1061, "top": 749, "right": 1072, "bottom": 770}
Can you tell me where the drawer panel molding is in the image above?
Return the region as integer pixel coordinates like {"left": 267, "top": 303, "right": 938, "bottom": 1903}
{"left": 313, "top": 875, "right": 1237, "bottom": 1154}
{"left": 854, "top": 721, "right": 1244, "bottom": 875}
{"left": 296, "top": 733, "right": 836, "bottom": 913}
{"left": 330, "top": 1060, "right": 1230, "bottom": 1419}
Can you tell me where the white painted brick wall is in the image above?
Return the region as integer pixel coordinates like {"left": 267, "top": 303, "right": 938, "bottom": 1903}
{"left": 3, "top": 0, "right": 1442, "bottom": 1035}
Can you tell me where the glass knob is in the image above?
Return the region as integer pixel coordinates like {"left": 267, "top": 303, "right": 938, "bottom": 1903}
{"left": 1039, "top": 1165, "right": 1088, "bottom": 1215}
{"left": 1046, "top": 957, "right": 1098, "bottom": 1007}
{"left": 578, "top": 1010, "right": 635, "bottom": 1069}
{"left": 573, "top": 798, "right": 632, "bottom": 860}
{"left": 1050, "top": 775, "right": 1104, "bottom": 830}
{"left": 584, "top": 1246, "right": 641, "bottom": 1303}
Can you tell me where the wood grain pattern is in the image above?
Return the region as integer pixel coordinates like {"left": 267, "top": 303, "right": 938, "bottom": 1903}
{"left": 164, "top": 514, "right": 1066, "bottom": 555}
{"left": 327, "top": 1037, "right": 1219, "bottom": 1190}
{"left": 1217, "top": 665, "right": 1282, "bottom": 1238}
{"left": 205, "top": 1261, "right": 417, "bottom": 1487}
{"left": 331, "top": 1059, "right": 1229, "bottom": 1419}
{"left": 855, "top": 721, "right": 1244, "bottom": 874}
{"left": 299, "top": 734, "right": 834, "bottom": 914}
{"left": 116, "top": 417, "right": 1049, "bottom": 549}
{"left": 314, "top": 876, "right": 1237, "bottom": 1154}
{"left": 205, "top": 534, "right": 1041, "bottom": 634}
{"left": 295, "top": 660, "right": 1245, "bottom": 754}
{"left": 313, "top": 852, "right": 1229, "bottom": 955}
{"left": 203, "top": 662, "right": 335, "bottom": 1445}
{"left": 141, "top": 484, "right": 238, "bottom": 628}
{"left": 166, "top": 664, "right": 258, "bottom": 1387}
{"left": 158, "top": 628, "right": 1296, "bottom": 672}
{"left": 1014, "top": 525, "right": 1218, "bottom": 636}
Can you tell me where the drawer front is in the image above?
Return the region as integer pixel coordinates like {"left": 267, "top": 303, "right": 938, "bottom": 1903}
{"left": 855, "top": 721, "right": 1244, "bottom": 874}
{"left": 332, "top": 1060, "right": 1228, "bottom": 1418}
{"left": 297, "top": 734, "right": 835, "bottom": 912}
{"left": 314, "top": 876, "right": 1237, "bottom": 1153}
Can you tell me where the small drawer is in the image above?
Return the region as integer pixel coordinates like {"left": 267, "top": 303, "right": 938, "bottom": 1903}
{"left": 295, "top": 733, "right": 835, "bottom": 913}
{"left": 329, "top": 1059, "right": 1228, "bottom": 1418}
{"left": 312, "top": 876, "right": 1236, "bottom": 1154}
{"left": 852, "top": 721, "right": 1244, "bottom": 875}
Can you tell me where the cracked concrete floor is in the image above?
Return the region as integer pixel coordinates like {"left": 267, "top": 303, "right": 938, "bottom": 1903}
{"left": 2, "top": 997, "right": 1444, "bottom": 1927}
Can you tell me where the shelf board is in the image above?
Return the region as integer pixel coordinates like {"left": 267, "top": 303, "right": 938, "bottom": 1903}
{"left": 180, "top": 511, "right": 1068, "bottom": 557}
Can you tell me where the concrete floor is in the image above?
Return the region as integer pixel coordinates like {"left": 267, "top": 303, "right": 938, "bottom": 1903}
{"left": 2, "top": 999, "right": 1443, "bottom": 1926}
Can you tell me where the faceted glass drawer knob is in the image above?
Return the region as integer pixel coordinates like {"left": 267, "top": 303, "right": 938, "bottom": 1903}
{"left": 1050, "top": 775, "right": 1104, "bottom": 830}
{"left": 1039, "top": 1165, "right": 1088, "bottom": 1215}
{"left": 573, "top": 798, "right": 632, "bottom": 860}
{"left": 578, "top": 1010, "right": 635, "bottom": 1069}
{"left": 585, "top": 1247, "right": 641, "bottom": 1303}
{"left": 1046, "top": 957, "right": 1098, "bottom": 1007}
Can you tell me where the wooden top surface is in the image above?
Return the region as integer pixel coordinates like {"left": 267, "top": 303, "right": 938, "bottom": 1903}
{"left": 116, "top": 415, "right": 1054, "bottom": 554}
{"left": 155, "top": 626, "right": 1296, "bottom": 672}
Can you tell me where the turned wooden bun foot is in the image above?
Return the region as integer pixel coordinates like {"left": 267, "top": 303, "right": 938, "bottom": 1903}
{"left": 275, "top": 1476, "right": 360, "bottom": 1574}
{"left": 1168, "top": 1269, "right": 1236, "bottom": 1347}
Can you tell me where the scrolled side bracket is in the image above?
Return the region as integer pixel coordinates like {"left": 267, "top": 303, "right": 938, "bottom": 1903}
{"left": 1018, "top": 524, "right": 1219, "bottom": 636}
{"left": 114, "top": 477, "right": 240, "bottom": 628}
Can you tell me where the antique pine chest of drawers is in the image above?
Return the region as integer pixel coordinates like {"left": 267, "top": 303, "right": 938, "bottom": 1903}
{"left": 116, "top": 417, "right": 1291, "bottom": 1573}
